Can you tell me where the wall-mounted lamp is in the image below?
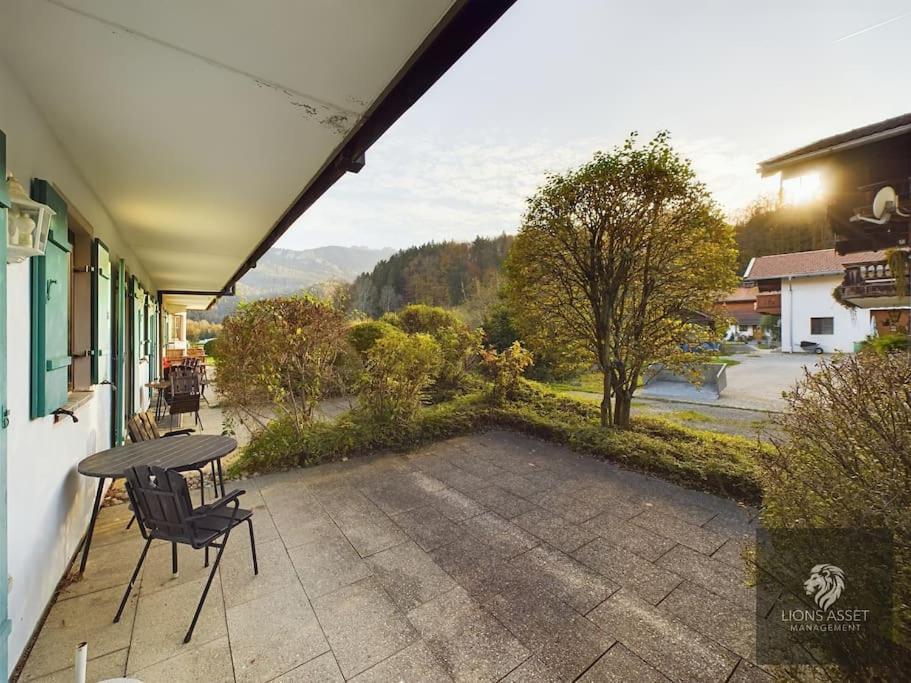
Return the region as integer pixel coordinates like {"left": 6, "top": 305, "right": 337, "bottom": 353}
{"left": 6, "top": 173, "right": 55, "bottom": 263}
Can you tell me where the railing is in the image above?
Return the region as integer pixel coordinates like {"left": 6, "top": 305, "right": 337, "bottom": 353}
{"left": 841, "top": 263, "right": 911, "bottom": 300}
{"left": 755, "top": 291, "right": 781, "bottom": 314}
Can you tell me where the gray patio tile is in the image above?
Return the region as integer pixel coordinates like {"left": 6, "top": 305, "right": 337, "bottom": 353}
{"left": 367, "top": 540, "right": 456, "bottom": 611}
{"left": 510, "top": 544, "right": 617, "bottom": 614}
{"left": 59, "top": 534, "right": 145, "bottom": 599}
{"left": 23, "top": 648, "right": 127, "bottom": 683}
{"left": 425, "top": 486, "right": 486, "bottom": 522}
{"left": 485, "top": 587, "right": 614, "bottom": 681}
{"left": 465, "top": 486, "right": 536, "bottom": 519}
{"left": 491, "top": 472, "right": 546, "bottom": 497}
{"left": 659, "top": 581, "right": 756, "bottom": 661}
{"left": 220, "top": 537, "right": 298, "bottom": 608}
{"left": 408, "top": 586, "right": 529, "bottom": 682}
{"left": 230, "top": 489, "right": 281, "bottom": 546}
{"left": 128, "top": 574, "right": 227, "bottom": 672}
{"left": 429, "top": 464, "right": 488, "bottom": 492}
{"left": 271, "top": 505, "right": 339, "bottom": 549}
{"left": 350, "top": 640, "right": 454, "bottom": 682}
{"left": 529, "top": 489, "right": 603, "bottom": 524}
{"left": 712, "top": 536, "right": 753, "bottom": 569}
{"left": 656, "top": 545, "right": 755, "bottom": 611}
{"left": 287, "top": 532, "right": 372, "bottom": 598}
{"left": 588, "top": 589, "right": 739, "bottom": 683}
{"left": 704, "top": 507, "right": 758, "bottom": 536}
{"left": 130, "top": 636, "right": 234, "bottom": 682}
{"left": 570, "top": 486, "right": 646, "bottom": 520}
{"left": 141, "top": 538, "right": 220, "bottom": 596}
{"left": 639, "top": 496, "right": 718, "bottom": 526}
{"left": 271, "top": 652, "right": 344, "bottom": 682}
{"left": 359, "top": 472, "right": 437, "bottom": 516}
{"left": 728, "top": 658, "right": 775, "bottom": 682}
{"left": 20, "top": 585, "right": 135, "bottom": 680}
{"left": 393, "top": 505, "right": 465, "bottom": 551}
{"left": 443, "top": 452, "right": 509, "bottom": 479}
{"left": 88, "top": 502, "right": 137, "bottom": 549}
{"left": 577, "top": 643, "right": 667, "bottom": 682}
{"left": 499, "top": 656, "right": 559, "bottom": 682}
{"left": 312, "top": 577, "right": 417, "bottom": 678}
{"left": 461, "top": 511, "right": 540, "bottom": 558}
{"left": 573, "top": 538, "right": 681, "bottom": 605}
{"left": 227, "top": 584, "right": 329, "bottom": 683}
{"left": 582, "top": 512, "right": 677, "bottom": 561}
{"left": 429, "top": 535, "right": 533, "bottom": 601}
{"left": 631, "top": 509, "right": 727, "bottom": 555}
{"left": 321, "top": 489, "right": 408, "bottom": 556}
{"left": 513, "top": 508, "right": 597, "bottom": 553}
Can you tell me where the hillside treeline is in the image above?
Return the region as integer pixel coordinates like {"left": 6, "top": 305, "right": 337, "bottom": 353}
{"left": 349, "top": 234, "right": 513, "bottom": 317}
{"left": 733, "top": 197, "right": 833, "bottom": 273}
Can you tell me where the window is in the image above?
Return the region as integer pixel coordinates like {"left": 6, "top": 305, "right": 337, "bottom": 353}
{"left": 810, "top": 317, "right": 834, "bottom": 335}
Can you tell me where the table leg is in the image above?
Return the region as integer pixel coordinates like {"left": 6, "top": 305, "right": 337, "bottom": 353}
{"left": 79, "top": 477, "right": 106, "bottom": 574}
{"left": 155, "top": 389, "right": 163, "bottom": 421}
{"left": 216, "top": 459, "right": 226, "bottom": 497}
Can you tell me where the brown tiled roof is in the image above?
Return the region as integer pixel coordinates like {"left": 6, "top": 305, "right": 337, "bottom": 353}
{"left": 730, "top": 310, "right": 762, "bottom": 326}
{"left": 744, "top": 249, "right": 886, "bottom": 280}
{"left": 758, "top": 112, "right": 911, "bottom": 173}
{"left": 718, "top": 286, "right": 757, "bottom": 303}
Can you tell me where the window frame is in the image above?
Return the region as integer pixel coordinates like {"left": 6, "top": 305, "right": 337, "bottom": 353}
{"left": 810, "top": 317, "right": 834, "bottom": 335}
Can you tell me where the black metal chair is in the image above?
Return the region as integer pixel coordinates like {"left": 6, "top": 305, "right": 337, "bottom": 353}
{"left": 115, "top": 465, "right": 258, "bottom": 643}
{"left": 169, "top": 372, "right": 203, "bottom": 431}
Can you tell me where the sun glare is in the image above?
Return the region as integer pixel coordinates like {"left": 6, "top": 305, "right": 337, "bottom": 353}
{"left": 782, "top": 172, "right": 823, "bottom": 205}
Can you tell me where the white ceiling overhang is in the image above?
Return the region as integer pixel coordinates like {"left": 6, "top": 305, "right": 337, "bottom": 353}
{"left": 0, "top": 0, "right": 513, "bottom": 310}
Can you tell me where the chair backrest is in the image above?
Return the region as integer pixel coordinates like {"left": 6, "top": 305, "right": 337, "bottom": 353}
{"left": 170, "top": 373, "right": 201, "bottom": 415}
{"left": 165, "top": 349, "right": 185, "bottom": 361}
{"left": 125, "top": 465, "right": 195, "bottom": 542}
{"left": 127, "top": 412, "right": 162, "bottom": 442}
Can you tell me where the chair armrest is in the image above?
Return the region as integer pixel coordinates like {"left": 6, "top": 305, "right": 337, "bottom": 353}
{"left": 162, "top": 428, "right": 195, "bottom": 437}
{"left": 188, "top": 489, "right": 246, "bottom": 520}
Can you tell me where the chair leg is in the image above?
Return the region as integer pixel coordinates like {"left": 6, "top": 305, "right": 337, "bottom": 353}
{"left": 196, "top": 411, "right": 203, "bottom": 431}
{"left": 210, "top": 460, "right": 218, "bottom": 502}
{"left": 125, "top": 514, "right": 135, "bottom": 530}
{"left": 171, "top": 542, "right": 179, "bottom": 577}
{"left": 247, "top": 518, "right": 259, "bottom": 575}
{"left": 195, "top": 468, "right": 205, "bottom": 508}
{"left": 204, "top": 545, "right": 209, "bottom": 567}
{"left": 184, "top": 537, "right": 229, "bottom": 643}
{"left": 114, "top": 536, "right": 152, "bottom": 623}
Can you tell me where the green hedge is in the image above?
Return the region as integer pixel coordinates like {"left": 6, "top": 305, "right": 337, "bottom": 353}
{"left": 229, "top": 384, "right": 763, "bottom": 504}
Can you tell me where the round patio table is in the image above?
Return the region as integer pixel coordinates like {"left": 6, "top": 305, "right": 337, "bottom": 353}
{"left": 77, "top": 435, "right": 237, "bottom": 573}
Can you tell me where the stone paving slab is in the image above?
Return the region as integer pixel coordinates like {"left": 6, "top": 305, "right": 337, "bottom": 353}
{"left": 20, "top": 430, "right": 765, "bottom": 683}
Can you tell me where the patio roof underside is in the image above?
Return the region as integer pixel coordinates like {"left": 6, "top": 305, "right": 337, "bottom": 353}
{"left": 0, "top": 0, "right": 474, "bottom": 312}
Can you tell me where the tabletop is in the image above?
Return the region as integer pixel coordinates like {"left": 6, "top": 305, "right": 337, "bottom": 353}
{"left": 78, "top": 435, "right": 237, "bottom": 479}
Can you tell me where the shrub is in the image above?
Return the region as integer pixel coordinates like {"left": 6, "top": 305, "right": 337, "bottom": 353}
{"left": 861, "top": 332, "right": 910, "bottom": 355}
{"left": 347, "top": 320, "right": 397, "bottom": 358}
{"left": 203, "top": 337, "right": 219, "bottom": 359}
{"left": 481, "top": 301, "right": 520, "bottom": 351}
{"left": 216, "top": 295, "right": 349, "bottom": 436}
{"left": 756, "top": 352, "right": 911, "bottom": 673}
{"left": 357, "top": 330, "right": 442, "bottom": 429}
{"left": 480, "top": 341, "right": 534, "bottom": 402}
{"left": 384, "top": 304, "right": 481, "bottom": 387}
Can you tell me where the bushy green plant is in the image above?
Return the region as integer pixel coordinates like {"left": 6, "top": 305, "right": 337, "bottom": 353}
{"left": 481, "top": 301, "right": 520, "bottom": 352}
{"left": 480, "top": 341, "right": 534, "bottom": 402}
{"left": 347, "top": 320, "right": 397, "bottom": 358}
{"left": 384, "top": 304, "right": 481, "bottom": 387}
{"left": 861, "top": 332, "right": 910, "bottom": 355}
{"left": 203, "top": 337, "right": 219, "bottom": 359}
{"left": 358, "top": 330, "right": 442, "bottom": 428}
{"left": 216, "top": 295, "right": 349, "bottom": 436}
{"left": 756, "top": 352, "right": 911, "bottom": 674}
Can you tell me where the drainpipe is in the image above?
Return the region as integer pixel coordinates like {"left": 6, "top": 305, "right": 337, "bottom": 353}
{"left": 787, "top": 276, "right": 794, "bottom": 352}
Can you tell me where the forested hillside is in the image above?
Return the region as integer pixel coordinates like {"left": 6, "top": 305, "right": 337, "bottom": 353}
{"left": 733, "top": 198, "right": 833, "bottom": 274}
{"left": 189, "top": 245, "right": 393, "bottom": 322}
{"left": 349, "top": 234, "right": 513, "bottom": 317}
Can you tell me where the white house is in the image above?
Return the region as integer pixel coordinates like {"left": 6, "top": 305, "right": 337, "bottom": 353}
{"left": 0, "top": 1, "right": 514, "bottom": 675}
{"left": 744, "top": 248, "right": 904, "bottom": 353}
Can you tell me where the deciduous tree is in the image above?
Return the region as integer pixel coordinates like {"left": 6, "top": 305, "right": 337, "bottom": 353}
{"left": 505, "top": 132, "right": 737, "bottom": 428}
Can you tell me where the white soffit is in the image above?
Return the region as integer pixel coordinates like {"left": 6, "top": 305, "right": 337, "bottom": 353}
{"left": 0, "top": 0, "right": 459, "bottom": 297}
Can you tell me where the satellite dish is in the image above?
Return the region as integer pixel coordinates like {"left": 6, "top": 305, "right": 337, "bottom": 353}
{"left": 872, "top": 185, "right": 897, "bottom": 219}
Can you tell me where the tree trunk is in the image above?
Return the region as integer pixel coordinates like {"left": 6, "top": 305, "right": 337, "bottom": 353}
{"left": 613, "top": 389, "right": 632, "bottom": 429}
{"left": 600, "top": 367, "right": 611, "bottom": 428}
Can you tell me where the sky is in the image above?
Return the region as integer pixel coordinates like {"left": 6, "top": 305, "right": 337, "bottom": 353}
{"left": 276, "top": 0, "right": 911, "bottom": 251}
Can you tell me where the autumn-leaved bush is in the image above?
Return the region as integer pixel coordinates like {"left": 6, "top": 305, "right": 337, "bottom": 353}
{"left": 216, "top": 295, "right": 349, "bottom": 436}
{"left": 480, "top": 341, "right": 534, "bottom": 402}
{"left": 357, "top": 329, "right": 442, "bottom": 429}
{"left": 347, "top": 319, "right": 397, "bottom": 358}
{"left": 384, "top": 304, "right": 481, "bottom": 388}
{"left": 756, "top": 352, "right": 911, "bottom": 675}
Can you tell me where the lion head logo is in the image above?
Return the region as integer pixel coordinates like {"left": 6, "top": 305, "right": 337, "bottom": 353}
{"left": 804, "top": 564, "right": 845, "bottom": 610}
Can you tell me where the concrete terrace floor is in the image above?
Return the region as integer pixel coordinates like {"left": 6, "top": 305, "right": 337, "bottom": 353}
{"left": 19, "top": 431, "right": 768, "bottom": 683}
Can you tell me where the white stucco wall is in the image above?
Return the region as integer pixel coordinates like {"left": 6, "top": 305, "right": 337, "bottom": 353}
{"left": 1, "top": 59, "right": 153, "bottom": 673}
{"left": 780, "top": 274, "right": 874, "bottom": 353}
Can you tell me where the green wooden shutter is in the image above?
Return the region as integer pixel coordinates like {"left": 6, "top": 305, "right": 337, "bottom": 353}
{"left": 30, "top": 180, "right": 71, "bottom": 419}
{"left": 91, "top": 239, "right": 112, "bottom": 384}
{"left": 0, "top": 130, "right": 11, "bottom": 675}
{"left": 149, "top": 299, "right": 158, "bottom": 381}
{"left": 0, "top": 130, "right": 8, "bottom": 209}
{"left": 113, "top": 259, "right": 126, "bottom": 443}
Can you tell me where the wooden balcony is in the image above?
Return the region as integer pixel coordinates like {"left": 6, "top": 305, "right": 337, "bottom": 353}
{"left": 755, "top": 291, "right": 781, "bottom": 315}
{"left": 840, "top": 263, "right": 911, "bottom": 308}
